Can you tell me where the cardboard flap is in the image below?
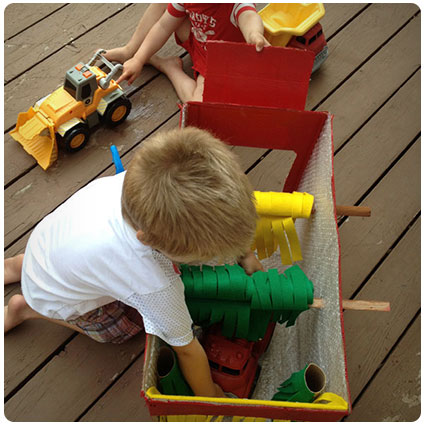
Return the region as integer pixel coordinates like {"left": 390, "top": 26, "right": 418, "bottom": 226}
{"left": 181, "top": 102, "right": 328, "bottom": 192}
{"left": 203, "top": 41, "right": 314, "bottom": 111}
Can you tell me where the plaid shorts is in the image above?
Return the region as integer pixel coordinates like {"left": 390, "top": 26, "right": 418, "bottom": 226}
{"left": 68, "top": 301, "right": 145, "bottom": 344}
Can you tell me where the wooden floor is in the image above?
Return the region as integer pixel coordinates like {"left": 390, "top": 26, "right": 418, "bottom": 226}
{"left": 4, "top": 3, "right": 421, "bottom": 422}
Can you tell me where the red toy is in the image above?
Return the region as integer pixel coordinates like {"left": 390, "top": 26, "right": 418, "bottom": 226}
{"left": 287, "top": 23, "right": 328, "bottom": 73}
{"left": 202, "top": 323, "right": 275, "bottom": 398}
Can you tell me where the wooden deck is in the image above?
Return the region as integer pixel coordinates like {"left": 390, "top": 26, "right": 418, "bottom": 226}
{"left": 4, "top": 3, "right": 420, "bottom": 422}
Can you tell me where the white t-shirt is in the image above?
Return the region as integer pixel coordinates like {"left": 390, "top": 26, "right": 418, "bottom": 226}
{"left": 21, "top": 172, "right": 194, "bottom": 346}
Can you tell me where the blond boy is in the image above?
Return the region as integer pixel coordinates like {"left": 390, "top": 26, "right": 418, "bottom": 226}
{"left": 4, "top": 127, "right": 262, "bottom": 397}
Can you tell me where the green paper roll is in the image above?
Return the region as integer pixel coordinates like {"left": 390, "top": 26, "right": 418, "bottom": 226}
{"left": 180, "top": 263, "right": 314, "bottom": 341}
{"left": 157, "top": 345, "right": 194, "bottom": 396}
{"left": 272, "top": 363, "right": 326, "bottom": 403}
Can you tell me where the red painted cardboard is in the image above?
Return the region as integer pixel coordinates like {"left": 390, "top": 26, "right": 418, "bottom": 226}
{"left": 203, "top": 41, "right": 315, "bottom": 110}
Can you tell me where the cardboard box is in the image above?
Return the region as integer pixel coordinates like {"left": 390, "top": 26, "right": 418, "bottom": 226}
{"left": 142, "top": 42, "right": 351, "bottom": 421}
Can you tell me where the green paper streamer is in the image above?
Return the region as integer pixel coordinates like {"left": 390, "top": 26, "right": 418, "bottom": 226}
{"left": 180, "top": 263, "right": 314, "bottom": 341}
{"left": 158, "top": 346, "right": 194, "bottom": 396}
{"left": 272, "top": 363, "right": 326, "bottom": 403}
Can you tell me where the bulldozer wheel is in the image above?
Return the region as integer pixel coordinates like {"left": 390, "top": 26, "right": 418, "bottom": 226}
{"left": 58, "top": 124, "right": 90, "bottom": 153}
{"left": 103, "top": 96, "right": 131, "bottom": 127}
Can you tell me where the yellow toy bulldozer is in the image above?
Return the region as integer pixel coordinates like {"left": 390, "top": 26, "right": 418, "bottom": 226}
{"left": 10, "top": 49, "right": 131, "bottom": 170}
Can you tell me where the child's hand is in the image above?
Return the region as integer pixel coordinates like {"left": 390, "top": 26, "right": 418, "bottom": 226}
{"left": 238, "top": 251, "right": 264, "bottom": 275}
{"left": 116, "top": 57, "right": 144, "bottom": 85}
{"left": 246, "top": 32, "right": 271, "bottom": 52}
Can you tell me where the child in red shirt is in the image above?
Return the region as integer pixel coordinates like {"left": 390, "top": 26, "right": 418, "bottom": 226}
{"left": 106, "top": 3, "right": 269, "bottom": 102}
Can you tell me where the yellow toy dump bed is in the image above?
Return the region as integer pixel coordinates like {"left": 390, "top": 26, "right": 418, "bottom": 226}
{"left": 10, "top": 105, "right": 57, "bottom": 170}
{"left": 259, "top": 3, "right": 325, "bottom": 46}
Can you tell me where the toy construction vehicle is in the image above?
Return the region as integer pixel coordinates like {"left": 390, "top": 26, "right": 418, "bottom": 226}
{"left": 259, "top": 3, "right": 328, "bottom": 72}
{"left": 10, "top": 49, "right": 131, "bottom": 170}
{"left": 202, "top": 323, "right": 275, "bottom": 398}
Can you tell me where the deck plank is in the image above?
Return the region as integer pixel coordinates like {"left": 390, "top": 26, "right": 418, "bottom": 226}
{"left": 5, "top": 3, "right": 129, "bottom": 82}
{"left": 334, "top": 71, "right": 420, "bottom": 206}
{"left": 246, "top": 15, "right": 420, "bottom": 192}
{"left": 4, "top": 72, "right": 182, "bottom": 249}
{"left": 4, "top": 332, "right": 146, "bottom": 422}
{"left": 339, "top": 140, "right": 420, "bottom": 299}
{"left": 346, "top": 314, "right": 421, "bottom": 422}
{"left": 321, "top": 17, "right": 420, "bottom": 148}
{"left": 80, "top": 355, "right": 153, "bottom": 422}
{"left": 4, "top": 286, "right": 75, "bottom": 398}
{"left": 4, "top": 4, "right": 184, "bottom": 186}
{"left": 233, "top": 3, "right": 418, "bottom": 172}
{"left": 343, "top": 217, "right": 420, "bottom": 403}
{"left": 307, "top": 3, "right": 419, "bottom": 108}
{"left": 4, "top": 3, "right": 66, "bottom": 40}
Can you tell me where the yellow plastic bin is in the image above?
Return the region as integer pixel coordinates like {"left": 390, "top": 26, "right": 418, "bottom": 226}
{"left": 259, "top": 3, "right": 325, "bottom": 46}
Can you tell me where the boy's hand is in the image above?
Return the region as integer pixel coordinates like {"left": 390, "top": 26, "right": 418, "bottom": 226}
{"left": 246, "top": 32, "right": 271, "bottom": 52}
{"left": 238, "top": 9, "right": 271, "bottom": 52}
{"left": 238, "top": 251, "right": 264, "bottom": 275}
{"left": 116, "top": 57, "right": 144, "bottom": 85}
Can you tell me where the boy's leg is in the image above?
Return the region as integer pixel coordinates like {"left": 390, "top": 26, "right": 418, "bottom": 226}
{"left": 4, "top": 254, "right": 24, "bottom": 285}
{"left": 149, "top": 56, "right": 199, "bottom": 102}
{"left": 4, "top": 294, "right": 84, "bottom": 334}
{"left": 105, "top": 3, "right": 168, "bottom": 63}
{"left": 148, "top": 17, "right": 205, "bottom": 102}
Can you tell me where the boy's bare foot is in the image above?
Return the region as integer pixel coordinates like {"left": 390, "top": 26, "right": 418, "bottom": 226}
{"left": 104, "top": 46, "right": 133, "bottom": 64}
{"left": 148, "top": 55, "right": 183, "bottom": 75}
{"left": 4, "top": 294, "right": 33, "bottom": 332}
{"left": 4, "top": 254, "right": 24, "bottom": 285}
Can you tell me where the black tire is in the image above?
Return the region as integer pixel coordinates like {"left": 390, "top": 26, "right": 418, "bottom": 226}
{"left": 58, "top": 124, "right": 90, "bottom": 153}
{"left": 103, "top": 96, "right": 131, "bottom": 127}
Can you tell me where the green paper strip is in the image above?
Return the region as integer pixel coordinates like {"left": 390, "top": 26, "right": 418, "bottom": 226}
{"left": 202, "top": 265, "right": 218, "bottom": 298}
{"left": 158, "top": 346, "right": 194, "bottom": 396}
{"left": 192, "top": 268, "right": 204, "bottom": 298}
{"left": 252, "top": 271, "right": 272, "bottom": 310}
{"left": 272, "top": 364, "right": 314, "bottom": 403}
{"left": 226, "top": 264, "right": 248, "bottom": 300}
{"left": 268, "top": 268, "right": 283, "bottom": 311}
{"left": 209, "top": 307, "right": 225, "bottom": 325}
{"left": 216, "top": 266, "right": 232, "bottom": 299}
{"left": 222, "top": 309, "right": 237, "bottom": 338}
{"left": 234, "top": 304, "right": 251, "bottom": 339}
{"left": 180, "top": 265, "right": 194, "bottom": 296}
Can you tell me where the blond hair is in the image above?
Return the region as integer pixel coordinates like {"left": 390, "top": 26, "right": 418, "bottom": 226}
{"left": 122, "top": 127, "right": 257, "bottom": 259}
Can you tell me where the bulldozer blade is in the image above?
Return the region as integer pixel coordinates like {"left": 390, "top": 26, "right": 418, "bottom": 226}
{"left": 10, "top": 109, "right": 58, "bottom": 170}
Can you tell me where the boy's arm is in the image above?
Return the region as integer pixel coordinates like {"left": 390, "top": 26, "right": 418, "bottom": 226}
{"left": 237, "top": 10, "right": 270, "bottom": 52}
{"left": 117, "top": 11, "right": 185, "bottom": 84}
{"left": 172, "top": 337, "right": 225, "bottom": 397}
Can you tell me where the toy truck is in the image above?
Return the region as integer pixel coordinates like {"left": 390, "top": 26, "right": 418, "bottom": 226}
{"left": 10, "top": 49, "right": 131, "bottom": 170}
{"left": 259, "top": 3, "right": 328, "bottom": 72}
{"left": 202, "top": 323, "right": 275, "bottom": 398}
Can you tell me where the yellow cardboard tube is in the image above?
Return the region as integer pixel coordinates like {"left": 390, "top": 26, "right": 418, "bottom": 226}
{"left": 254, "top": 191, "right": 314, "bottom": 219}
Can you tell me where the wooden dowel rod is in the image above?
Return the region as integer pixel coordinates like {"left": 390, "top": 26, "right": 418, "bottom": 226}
{"left": 311, "top": 205, "right": 371, "bottom": 217}
{"left": 335, "top": 205, "right": 371, "bottom": 217}
{"left": 311, "top": 298, "right": 390, "bottom": 312}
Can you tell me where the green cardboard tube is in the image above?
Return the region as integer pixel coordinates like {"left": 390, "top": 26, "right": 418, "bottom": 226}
{"left": 272, "top": 363, "right": 326, "bottom": 403}
{"left": 157, "top": 346, "right": 194, "bottom": 396}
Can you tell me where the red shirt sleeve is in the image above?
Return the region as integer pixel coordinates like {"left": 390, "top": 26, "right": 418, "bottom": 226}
{"left": 232, "top": 3, "right": 257, "bottom": 24}
{"left": 167, "top": 3, "right": 187, "bottom": 18}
